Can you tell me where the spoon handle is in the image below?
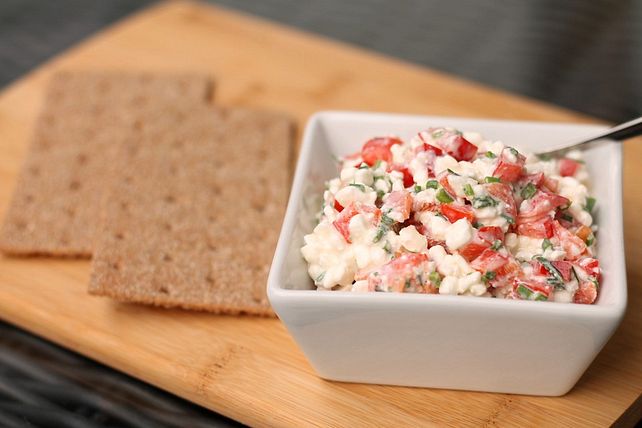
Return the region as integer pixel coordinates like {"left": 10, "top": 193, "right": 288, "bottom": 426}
{"left": 538, "top": 115, "right": 642, "bottom": 157}
{"left": 587, "top": 116, "right": 642, "bottom": 143}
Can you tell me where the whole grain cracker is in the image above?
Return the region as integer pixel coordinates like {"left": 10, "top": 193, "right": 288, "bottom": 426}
{"left": 89, "top": 106, "right": 294, "bottom": 316}
{"left": 0, "top": 72, "right": 213, "bottom": 256}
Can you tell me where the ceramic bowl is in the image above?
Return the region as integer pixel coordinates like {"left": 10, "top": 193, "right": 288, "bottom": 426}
{"left": 267, "top": 111, "right": 626, "bottom": 396}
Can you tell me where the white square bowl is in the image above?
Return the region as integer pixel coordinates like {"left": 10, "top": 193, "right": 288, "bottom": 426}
{"left": 267, "top": 111, "right": 627, "bottom": 396}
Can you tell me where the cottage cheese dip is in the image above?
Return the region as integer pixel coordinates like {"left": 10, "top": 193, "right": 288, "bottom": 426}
{"left": 301, "top": 128, "right": 601, "bottom": 303}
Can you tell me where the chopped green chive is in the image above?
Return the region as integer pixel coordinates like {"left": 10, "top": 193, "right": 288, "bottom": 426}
{"left": 501, "top": 214, "right": 515, "bottom": 224}
{"left": 436, "top": 189, "right": 454, "bottom": 203}
{"left": 586, "top": 235, "right": 595, "bottom": 246}
{"left": 560, "top": 212, "right": 574, "bottom": 222}
{"left": 472, "top": 196, "right": 498, "bottom": 209}
{"left": 414, "top": 184, "right": 422, "bottom": 193}
{"left": 521, "top": 182, "right": 537, "bottom": 200}
{"left": 349, "top": 183, "right": 366, "bottom": 192}
{"left": 485, "top": 151, "right": 497, "bottom": 159}
{"left": 482, "top": 271, "right": 497, "bottom": 283}
{"left": 537, "top": 153, "right": 552, "bottom": 161}
{"left": 314, "top": 272, "right": 326, "bottom": 285}
{"left": 472, "top": 221, "right": 482, "bottom": 228}
{"left": 373, "top": 160, "right": 383, "bottom": 169}
{"left": 509, "top": 147, "right": 519, "bottom": 157}
{"left": 542, "top": 239, "right": 553, "bottom": 252}
{"left": 516, "top": 284, "right": 531, "bottom": 299}
{"left": 376, "top": 190, "right": 385, "bottom": 200}
{"left": 447, "top": 168, "right": 460, "bottom": 176}
{"left": 359, "top": 162, "right": 369, "bottom": 169}
{"left": 432, "top": 130, "right": 444, "bottom": 138}
{"left": 463, "top": 184, "right": 475, "bottom": 197}
{"left": 425, "top": 180, "right": 439, "bottom": 189}
{"left": 534, "top": 256, "right": 565, "bottom": 287}
{"left": 484, "top": 176, "right": 501, "bottom": 183}
{"left": 429, "top": 271, "right": 442, "bottom": 287}
{"left": 373, "top": 214, "right": 395, "bottom": 243}
{"left": 584, "top": 196, "right": 596, "bottom": 213}
{"left": 490, "top": 240, "right": 502, "bottom": 251}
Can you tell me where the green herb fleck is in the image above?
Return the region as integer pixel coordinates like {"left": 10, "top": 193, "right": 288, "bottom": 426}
{"left": 534, "top": 256, "right": 565, "bottom": 288}
{"left": 436, "top": 189, "right": 454, "bottom": 203}
{"left": 373, "top": 213, "right": 395, "bottom": 243}
{"left": 349, "top": 183, "right": 366, "bottom": 192}
{"left": 542, "top": 239, "right": 553, "bottom": 252}
{"left": 383, "top": 241, "right": 393, "bottom": 254}
{"left": 482, "top": 271, "right": 497, "bottom": 283}
{"left": 490, "top": 240, "right": 502, "bottom": 251}
{"left": 485, "top": 151, "right": 497, "bottom": 159}
{"left": 521, "top": 182, "right": 537, "bottom": 200}
{"left": 432, "top": 130, "right": 444, "bottom": 139}
{"left": 425, "top": 180, "right": 439, "bottom": 189}
{"left": 414, "top": 184, "right": 422, "bottom": 193}
{"left": 537, "top": 153, "right": 552, "bottom": 161}
{"left": 516, "top": 284, "right": 532, "bottom": 299}
{"left": 560, "top": 212, "right": 574, "bottom": 223}
{"left": 314, "top": 272, "right": 326, "bottom": 285}
{"left": 472, "top": 196, "right": 498, "bottom": 209}
{"left": 501, "top": 214, "right": 515, "bottom": 224}
{"left": 463, "top": 184, "right": 475, "bottom": 197}
{"left": 373, "top": 160, "right": 383, "bottom": 169}
{"left": 429, "top": 271, "right": 442, "bottom": 287}
{"left": 358, "top": 162, "right": 369, "bottom": 170}
{"left": 509, "top": 147, "right": 519, "bottom": 157}
{"left": 376, "top": 190, "right": 386, "bottom": 200}
{"left": 447, "top": 168, "right": 460, "bottom": 176}
{"left": 472, "top": 221, "right": 482, "bottom": 228}
{"left": 584, "top": 196, "right": 596, "bottom": 213}
{"left": 404, "top": 279, "right": 412, "bottom": 290}
{"left": 586, "top": 235, "right": 595, "bottom": 246}
{"left": 484, "top": 176, "right": 501, "bottom": 183}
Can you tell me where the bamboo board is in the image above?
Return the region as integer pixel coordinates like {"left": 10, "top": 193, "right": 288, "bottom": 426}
{"left": 0, "top": 1, "right": 640, "bottom": 426}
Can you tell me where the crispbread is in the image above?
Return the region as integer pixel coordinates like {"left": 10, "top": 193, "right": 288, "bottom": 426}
{"left": 0, "top": 72, "right": 213, "bottom": 256}
{"left": 89, "top": 106, "right": 294, "bottom": 316}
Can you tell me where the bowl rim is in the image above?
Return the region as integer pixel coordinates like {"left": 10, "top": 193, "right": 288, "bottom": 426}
{"left": 267, "top": 110, "right": 627, "bottom": 319}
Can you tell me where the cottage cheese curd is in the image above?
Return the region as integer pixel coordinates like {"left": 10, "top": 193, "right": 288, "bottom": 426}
{"left": 301, "top": 128, "right": 601, "bottom": 303}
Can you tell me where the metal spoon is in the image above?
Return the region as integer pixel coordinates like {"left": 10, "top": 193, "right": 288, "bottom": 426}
{"left": 536, "top": 115, "right": 642, "bottom": 157}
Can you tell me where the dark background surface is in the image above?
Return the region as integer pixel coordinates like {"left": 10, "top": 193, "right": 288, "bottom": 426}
{"left": 1, "top": 0, "right": 642, "bottom": 121}
{"left": 1, "top": 1, "right": 641, "bottom": 427}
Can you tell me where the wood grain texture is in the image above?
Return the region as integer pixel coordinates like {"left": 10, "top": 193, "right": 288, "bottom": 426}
{"left": 0, "top": 1, "right": 639, "bottom": 426}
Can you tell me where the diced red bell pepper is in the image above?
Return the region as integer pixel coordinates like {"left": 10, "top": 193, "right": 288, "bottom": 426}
{"left": 369, "top": 253, "right": 430, "bottom": 293}
{"left": 577, "top": 258, "right": 600, "bottom": 279}
{"left": 333, "top": 200, "right": 344, "bottom": 212}
{"left": 389, "top": 165, "right": 414, "bottom": 188}
{"left": 437, "top": 170, "right": 456, "bottom": 196}
{"left": 332, "top": 202, "right": 382, "bottom": 243}
{"left": 458, "top": 226, "right": 504, "bottom": 261}
{"left": 574, "top": 280, "right": 597, "bottom": 304}
{"left": 551, "top": 261, "right": 573, "bottom": 281}
{"left": 485, "top": 182, "right": 517, "bottom": 219}
{"left": 361, "top": 137, "right": 403, "bottom": 166}
{"left": 517, "top": 190, "right": 570, "bottom": 223}
{"left": 440, "top": 203, "right": 475, "bottom": 224}
{"left": 552, "top": 220, "right": 586, "bottom": 260}
{"left": 493, "top": 148, "right": 526, "bottom": 182}
{"left": 428, "top": 128, "right": 478, "bottom": 161}
{"left": 382, "top": 190, "right": 413, "bottom": 222}
{"left": 470, "top": 249, "right": 509, "bottom": 273}
{"left": 516, "top": 216, "right": 555, "bottom": 238}
{"left": 559, "top": 158, "right": 580, "bottom": 177}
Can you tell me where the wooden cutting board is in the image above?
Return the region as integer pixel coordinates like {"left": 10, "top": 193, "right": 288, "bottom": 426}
{"left": 0, "top": 1, "right": 640, "bottom": 426}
